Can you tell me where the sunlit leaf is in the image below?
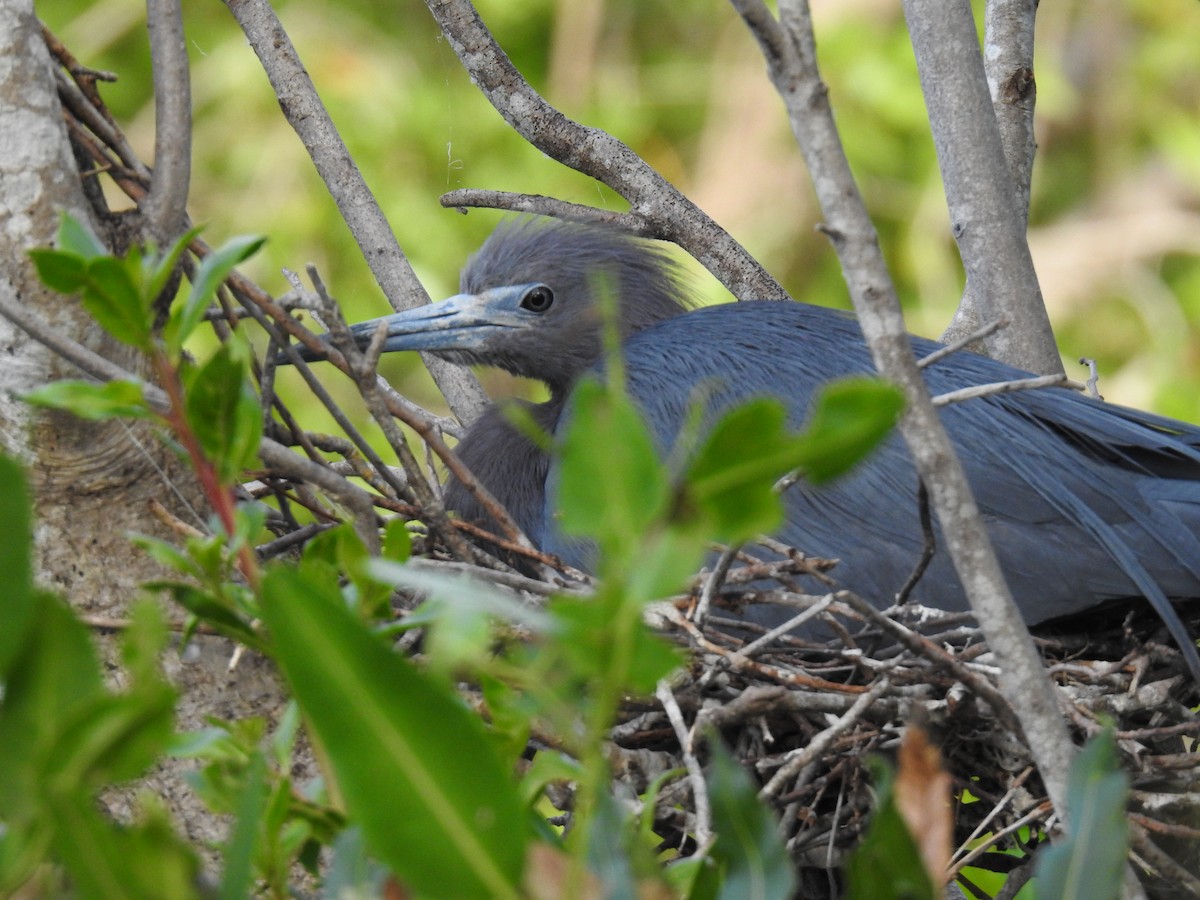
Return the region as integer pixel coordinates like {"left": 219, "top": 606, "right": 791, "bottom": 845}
{"left": 22, "top": 379, "right": 154, "bottom": 421}
{"left": 793, "top": 378, "right": 904, "bottom": 484}
{"left": 28, "top": 248, "right": 87, "bottom": 294}
{"left": 260, "top": 565, "right": 528, "bottom": 899}
{"left": 80, "top": 256, "right": 154, "bottom": 350}
{"left": 556, "top": 376, "right": 668, "bottom": 565}
{"left": 166, "top": 233, "right": 264, "bottom": 349}
{"left": 56, "top": 212, "right": 107, "bottom": 259}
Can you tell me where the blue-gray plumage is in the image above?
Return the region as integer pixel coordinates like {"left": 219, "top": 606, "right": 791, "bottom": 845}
{"left": 324, "top": 219, "right": 1200, "bottom": 675}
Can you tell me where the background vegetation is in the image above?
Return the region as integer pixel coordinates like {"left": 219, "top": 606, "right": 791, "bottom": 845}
{"left": 41, "top": 0, "right": 1200, "bottom": 425}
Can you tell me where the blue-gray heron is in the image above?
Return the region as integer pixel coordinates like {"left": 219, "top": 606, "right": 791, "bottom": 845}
{"left": 304, "top": 219, "right": 1200, "bottom": 675}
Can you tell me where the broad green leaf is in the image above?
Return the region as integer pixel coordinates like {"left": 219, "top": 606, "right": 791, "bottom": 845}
{"left": 260, "top": 565, "right": 527, "bottom": 899}
{"left": 166, "top": 233, "right": 264, "bottom": 349}
{"left": 557, "top": 376, "right": 668, "bottom": 566}
{"left": 80, "top": 255, "right": 154, "bottom": 349}
{"left": 22, "top": 379, "right": 154, "bottom": 421}
{"left": 147, "top": 582, "right": 263, "bottom": 651}
{"left": 28, "top": 248, "right": 87, "bottom": 294}
{"left": 0, "top": 456, "right": 33, "bottom": 675}
{"left": 793, "top": 378, "right": 904, "bottom": 484}
{"left": 681, "top": 399, "right": 794, "bottom": 543}
{"left": 707, "top": 738, "right": 796, "bottom": 900}
{"left": 844, "top": 759, "right": 936, "bottom": 900}
{"left": 1033, "top": 732, "right": 1128, "bottom": 900}
{"left": 548, "top": 595, "right": 682, "bottom": 694}
{"left": 184, "top": 338, "right": 263, "bottom": 483}
{"left": 382, "top": 516, "right": 413, "bottom": 563}
{"left": 56, "top": 212, "right": 108, "bottom": 259}
{"left": 40, "top": 683, "right": 176, "bottom": 796}
{"left": 0, "top": 592, "right": 103, "bottom": 816}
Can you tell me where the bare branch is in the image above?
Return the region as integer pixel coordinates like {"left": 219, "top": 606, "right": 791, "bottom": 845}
{"left": 1080, "top": 357, "right": 1104, "bottom": 399}
{"left": 0, "top": 280, "right": 382, "bottom": 548}
{"left": 221, "top": 0, "right": 488, "bottom": 424}
{"left": 441, "top": 190, "right": 657, "bottom": 235}
{"left": 760, "top": 678, "right": 891, "bottom": 798}
{"left": 903, "top": 0, "right": 1061, "bottom": 375}
{"left": 733, "top": 0, "right": 1075, "bottom": 816}
{"left": 983, "top": 0, "right": 1038, "bottom": 225}
{"left": 656, "top": 680, "right": 712, "bottom": 849}
{"left": 142, "top": 0, "right": 192, "bottom": 241}
{"left": 422, "top": 0, "right": 788, "bottom": 302}
{"left": 917, "top": 317, "right": 1008, "bottom": 368}
{"left": 932, "top": 373, "right": 1069, "bottom": 407}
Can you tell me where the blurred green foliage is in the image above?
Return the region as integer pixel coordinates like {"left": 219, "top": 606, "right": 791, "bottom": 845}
{"left": 39, "top": 0, "right": 1200, "bottom": 425}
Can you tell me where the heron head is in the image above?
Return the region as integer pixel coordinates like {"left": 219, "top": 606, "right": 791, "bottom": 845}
{"left": 345, "top": 219, "right": 688, "bottom": 393}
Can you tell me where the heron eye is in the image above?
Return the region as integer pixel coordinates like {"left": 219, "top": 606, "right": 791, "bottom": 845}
{"left": 520, "top": 285, "right": 554, "bottom": 313}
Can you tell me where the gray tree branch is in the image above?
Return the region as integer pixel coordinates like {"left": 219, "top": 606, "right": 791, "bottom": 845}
{"left": 731, "top": 0, "right": 1075, "bottom": 818}
{"left": 221, "top": 0, "right": 489, "bottom": 424}
{"left": 983, "top": 0, "right": 1038, "bottom": 225}
{"left": 904, "top": 0, "right": 1062, "bottom": 375}
{"left": 422, "top": 0, "right": 789, "bottom": 302}
{"left": 142, "top": 0, "right": 191, "bottom": 243}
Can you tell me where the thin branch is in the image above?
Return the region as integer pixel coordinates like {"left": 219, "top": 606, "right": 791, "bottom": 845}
{"left": 1079, "top": 357, "right": 1104, "bottom": 399}
{"left": 441, "top": 190, "right": 657, "bottom": 235}
{"left": 932, "top": 373, "right": 1068, "bottom": 407}
{"left": 221, "top": 0, "right": 488, "bottom": 425}
{"left": 656, "top": 680, "right": 712, "bottom": 849}
{"left": 918, "top": 317, "right": 1008, "bottom": 369}
{"left": 760, "top": 678, "right": 891, "bottom": 798}
{"left": 422, "top": 0, "right": 788, "bottom": 303}
{"left": 143, "top": 0, "right": 192, "bottom": 241}
{"left": 0, "top": 281, "right": 381, "bottom": 548}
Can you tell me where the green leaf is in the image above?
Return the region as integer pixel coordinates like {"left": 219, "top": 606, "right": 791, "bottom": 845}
{"left": 0, "top": 592, "right": 104, "bottom": 816}
{"left": 22, "top": 379, "right": 154, "bottom": 421}
{"left": 706, "top": 738, "right": 797, "bottom": 900}
{"left": 28, "top": 248, "right": 88, "bottom": 294}
{"left": 166, "top": 233, "right": 264, "bottom": 349}
{"left": 46, "top": 794, "right": 199, "bottom": 900}
{"left": 0, "top": 456, "right": 34, "bottom": 676}
{"left": 792, "top": 378, "right": 904, "bottom": 484}
{"left": 57, "top": 212, "right": 108, "bottom": 259}
{"left": 1033, "top": 731, "right": 1128, "bottom": 900}
{"left": 80, "top": 255, "right": 154, "bottom": 350}
{"left": 146, "top": 225, "right": 204, "bottom": 312}
{"left": 184, "top": 338, "right": 263, "bottom": 483}
{"left": 260, "top": 565, "right": 528, "bottom": 899}
{"left": 844, "top": 759, "right": 936, "bottom": 900}
{"left": 557, "top": 376, "right": 668, "bottom": 566}
{"left": 548, "top": 594, "right": 682, "bottom": 694}
{"left": 681, "top": 399, "right": 794, "bottom": 544}
{"left": 382, "top": 516, "right": 413, "bottom": 563}
{"left": 148, "top": 582, "right": 264, "bottom": 651}
{"left": 218, "top": 751, "right": 268, "bottom": 900}
{"left": 41, "top": 683, "right": 176, "bottom": 795}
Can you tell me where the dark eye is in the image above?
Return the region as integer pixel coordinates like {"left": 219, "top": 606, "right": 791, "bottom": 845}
{"left": 520, "top": 285, "right": 554, "bottom": 313}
